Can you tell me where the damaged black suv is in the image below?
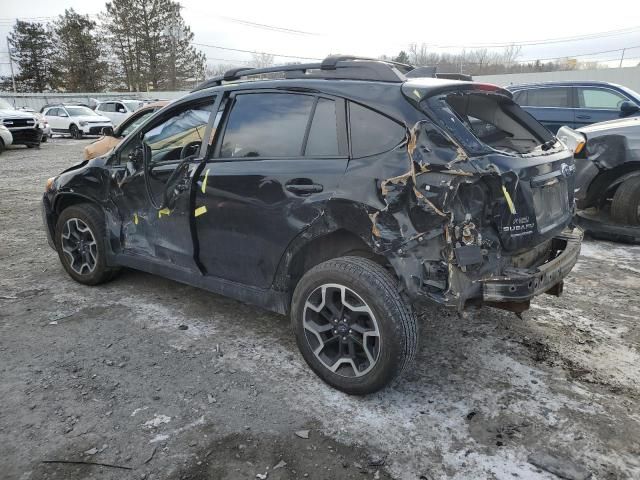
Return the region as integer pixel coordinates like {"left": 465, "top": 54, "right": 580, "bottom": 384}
{"left": 42, "top": 56, "right": 582, "bottom": 394}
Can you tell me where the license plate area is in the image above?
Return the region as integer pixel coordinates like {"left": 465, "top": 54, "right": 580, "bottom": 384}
{"left": 532, "top": 180, "right": 569, "bottom": 234}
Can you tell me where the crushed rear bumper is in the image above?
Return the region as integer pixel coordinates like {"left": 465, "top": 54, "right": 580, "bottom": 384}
{"left": 481, "top": 228, "right": 582, "bottom": 303}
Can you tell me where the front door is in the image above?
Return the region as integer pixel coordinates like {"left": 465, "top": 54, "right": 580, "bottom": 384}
{"left": 575, "top": 86, "right": 631, "bottom": 128}
{"left": 108, "top": 95, "right": 218, "bottom": 271}
{"left": 194, "top": 91, "right": 349, "bottom": 288}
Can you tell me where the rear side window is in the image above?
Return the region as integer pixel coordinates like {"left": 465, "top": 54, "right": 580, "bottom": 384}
{"left": 578, "top": 88, "right": 628, "bottom": 109}
{"left": 349, "top": 102, "right": 405, "bottom": 158}
{"left": 220, "top": 93, "right": 314, "bottom": 158}
{"left": 525, "top": 88, "right": 571, "bottom": 108}
{"left": 101, "top": 103, "right": 116, "bottom": 112}
{"left": 305, "top": 98, "right": 339, "bottom": 156}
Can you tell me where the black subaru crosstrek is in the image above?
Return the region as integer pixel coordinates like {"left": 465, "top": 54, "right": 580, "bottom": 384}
{"left": 42, "top": 56, "right": 582, "bottom": 394}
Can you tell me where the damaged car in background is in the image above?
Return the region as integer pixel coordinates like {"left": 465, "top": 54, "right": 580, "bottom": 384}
{"left": 42, "top": 56, "right": 582, "bottom": 394}
{"left": 558, "top": 116, "right": 640, "bottom": 243}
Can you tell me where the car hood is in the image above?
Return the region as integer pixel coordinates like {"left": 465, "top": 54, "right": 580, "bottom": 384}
{"left": 578, "top": 116, "right": 640, "bottom": 134}
{"left": 0, "top": 109, "right": 35, "bottom": 119}
{"left": 76, "top": 115, "right": 112, "bottom": 123}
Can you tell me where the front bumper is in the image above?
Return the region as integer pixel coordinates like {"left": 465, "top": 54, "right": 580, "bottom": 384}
{"left": 9, "top": 127, "right": 42, "bottom": 146}
{"left": 482, "top": 228, "right": 583, "bottom": 302}
{"left": 81, "top": 123, "right": 112, "bottom": 135}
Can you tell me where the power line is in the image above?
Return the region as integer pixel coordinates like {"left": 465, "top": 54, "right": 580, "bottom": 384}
{"left": 193, "top": 42, "right": 322, "bottom": 61}
{"left": 217, "top": 16, "right": 320, "bottom": 36}
{"left": 424, "top": 25, "right": 640, "bottom": 49}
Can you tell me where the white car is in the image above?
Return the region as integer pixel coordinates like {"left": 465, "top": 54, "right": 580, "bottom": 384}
{"left": 95, "top": 100, "right": 144, "bottom": 127}
{"left": 42, "top": 105, "right": 113, "bottom": 139}
{"left": 18, "top": 107, "right": 51, "bottom": 142}
{"left": 0, "top": 98, "right": 41, "bottom": 147}
{"left": 0, "top": 124, "right": 13, "bottom": 154}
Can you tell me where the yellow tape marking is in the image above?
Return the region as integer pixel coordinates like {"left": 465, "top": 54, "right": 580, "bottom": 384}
{"left": 133, "top": 213, "right": 139, "bottom": 225}
{"left": 502, "top": 185, "right": 517, "bottom": 215}
{"left": 158, "top": 208, "right": 171, "bottom": 218}
{"left": 201, "top": 168, "right": 210, "bottom": 194}
{"left": 194, "top": 205, "right": 207, "bottom": 217}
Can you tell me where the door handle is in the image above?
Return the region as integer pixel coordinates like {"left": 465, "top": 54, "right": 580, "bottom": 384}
{"left": 285, "top": 180, "right": 323, "bottom": 195}
{"left": 576, "top": 115, "right": 592, "bottom": 120}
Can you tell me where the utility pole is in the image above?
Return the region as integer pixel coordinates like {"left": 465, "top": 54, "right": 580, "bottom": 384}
{"left": 619, "top": 48, "right": 626, "bottom": 68}
{"left": 6, "top": 37, "right": 17, "bottom": 105}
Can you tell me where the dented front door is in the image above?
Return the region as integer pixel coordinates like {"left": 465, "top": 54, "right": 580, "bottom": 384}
{"left": 109, "top": 96, "right": 217, "bottom": 270}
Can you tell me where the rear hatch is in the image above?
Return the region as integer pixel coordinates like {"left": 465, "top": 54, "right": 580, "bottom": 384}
{"left": 411, "top": 83, "right": 575, "bottom": 253}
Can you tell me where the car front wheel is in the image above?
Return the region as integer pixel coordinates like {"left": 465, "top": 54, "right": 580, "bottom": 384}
{"left": 55, "top": 204, "right": 118, "bottom": 285}
{"left": 291, "top": 256, "right": 418, "bottom": 395}
{"left": 69, "top": 124, "right": 82, "bottom": 139}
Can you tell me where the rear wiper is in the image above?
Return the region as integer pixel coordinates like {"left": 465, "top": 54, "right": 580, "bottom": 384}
{"left": 540, "top": 138, "right": 557, "bottom": 151}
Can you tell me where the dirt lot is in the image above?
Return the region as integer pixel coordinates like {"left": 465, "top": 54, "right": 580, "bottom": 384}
{"left": 1, "top": 138, "right": 639, "bottom": 480}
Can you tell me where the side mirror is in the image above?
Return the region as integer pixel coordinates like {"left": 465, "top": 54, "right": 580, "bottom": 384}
{"left": 620, "top": 101, "right": 640, "bottom": 116}
{"left": 118, "top": 108, "right": 126, "bottom": 113}
{"left": 128, "top": 145, "right": 143, "bottom": 167}
{"left": 59, "top": 112, "right": 68, "bottom": 117}
{"left": 101, "top": 126, "right": 115, "bottom": 136}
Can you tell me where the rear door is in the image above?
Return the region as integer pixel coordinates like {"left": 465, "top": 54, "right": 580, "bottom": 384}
{"left": 575, "top": 86, "right": 631, "bottom": 127}
{"left": 514, "top": 87, "right": 575, "bottom": 132}
{"left": 194, "top": 90, "right": 348, "bottom": 288}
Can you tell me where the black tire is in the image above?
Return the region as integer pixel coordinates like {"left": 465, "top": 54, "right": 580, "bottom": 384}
{"left": 55, "top": 204, "right": 118, "bottom": 285}
{"left": 0, "top": 138, "right": 4, "bottom": 155}
{"left": 291, "top": 256, "right": 418, "bottom": 395}
{"left": 611, "top": 176, "right": 640, "bottom": 225}
{"left": 41, "top": 134, "right": 47, "bottom": 143}
{"left": 69, "top": 124, "right": 82, "bottom": 139}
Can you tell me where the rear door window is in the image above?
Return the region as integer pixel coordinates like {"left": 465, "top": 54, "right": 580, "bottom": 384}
{"left": 349, "top": 102, "right": 405, "bottom": 158}
{"left": 219, "top": 93, "right": 314, "bottom": 158}
{"left": 525, "top": 88, "right": 571, "bottom": 108}
{"left": 578, "top": 88, "right": 629, "bottom": 109}
{"left": 305, "top": 98, "right": 339, "bottom": 157}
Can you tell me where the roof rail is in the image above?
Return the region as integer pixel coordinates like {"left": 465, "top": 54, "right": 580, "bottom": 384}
{"left": 191, "top": 55, "right": 414, "bottom": 92}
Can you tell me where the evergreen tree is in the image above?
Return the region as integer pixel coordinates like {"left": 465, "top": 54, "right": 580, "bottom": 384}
{"left": 393, "top": 50, "right": 410, "bottom": 65}
{"left": 53, "top": 9, "right": 108, "bottom": 92}
{"left": 102, "top": 0, "right": 206, "bottom": 91}
{"left": 8, "top": 20, "right": 57, "bottom": 92}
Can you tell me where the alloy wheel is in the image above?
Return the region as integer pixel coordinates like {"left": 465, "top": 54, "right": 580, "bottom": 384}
{"left": 61, "top": 218, "right": 98, "bottom": 275}
{"left": 303, "top": 283, "right": 381, "bottom": 377}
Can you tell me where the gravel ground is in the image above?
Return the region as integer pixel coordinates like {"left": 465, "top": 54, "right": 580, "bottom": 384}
{"left": 1, "top": 138, "right": 639, "bottom": 480}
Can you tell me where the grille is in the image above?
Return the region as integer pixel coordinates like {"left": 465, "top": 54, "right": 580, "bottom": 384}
{"left": 4, "top": 118, "right": 35, "bottom": 128}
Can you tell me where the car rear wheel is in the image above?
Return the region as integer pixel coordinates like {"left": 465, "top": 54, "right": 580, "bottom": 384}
{"left": 69, "top": 124, "right": 82, "bottom": 139}
{"left": 0, "top": 138, "right": 4, "bottom": 155}
{"left": 55, "top": 204, "right": 118, "bottom": 285}
{"left": 291, "top": 256, "right": 418, "bottom": 395}
{"left": 611, "top": 176, "right": 640, "bottom": 225}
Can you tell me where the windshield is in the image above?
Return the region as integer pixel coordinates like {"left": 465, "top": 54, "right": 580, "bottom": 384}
{"left": 123, "top": 101, "right": 142, "bottom": 111}
{"left": 0, "top": 98, "right": 14, "bottom": 110}
{"left": 619, "top": 85, "right": 640, "bottom": 103}
{"left": 121, "top": 110, "right": 154, "bottom": 136}
{"left": 66, "top": 106, "right": 98, "bottom": 117}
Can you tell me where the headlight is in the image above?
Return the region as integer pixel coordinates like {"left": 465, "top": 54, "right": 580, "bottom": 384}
{"left": 45, "top": 176, "right": 57, "bottom": 192}
{"left": 79, "top": 121, "right": 87, "bottom": 127}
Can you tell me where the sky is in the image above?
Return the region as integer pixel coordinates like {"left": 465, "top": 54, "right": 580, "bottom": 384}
{"left": 1, "top": 0, "right": 640, "bottom": 77}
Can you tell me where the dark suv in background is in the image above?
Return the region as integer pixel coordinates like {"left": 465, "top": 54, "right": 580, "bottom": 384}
{"left": 42, "top": 56, "right": 582, "bottom": 394}
{"left": 508, "top": 81, "right": 640, "bottom": 132}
